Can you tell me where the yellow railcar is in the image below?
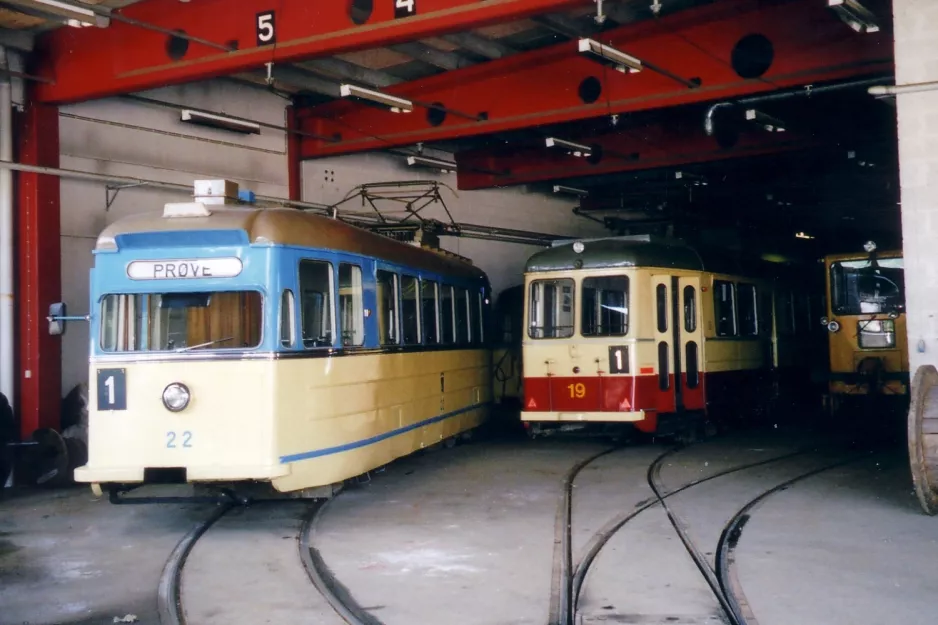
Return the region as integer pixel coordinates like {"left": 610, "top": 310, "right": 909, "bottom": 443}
{"left": 821, "top": 243, "right": 908, "bottom": 412}
{"left": 74, "top": 188, "right": 492, "bottom": 497}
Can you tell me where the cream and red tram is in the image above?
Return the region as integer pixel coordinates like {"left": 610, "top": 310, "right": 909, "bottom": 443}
{"left": 75, "top": 190, "right": 491, "bottom": 496}
{"left": 520, "top": 236, "right": 815, "bottom": 436}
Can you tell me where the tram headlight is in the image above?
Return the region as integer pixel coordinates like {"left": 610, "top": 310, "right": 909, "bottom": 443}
{"left": 162, "top": 383, "right": 191, "bottom": 412}
{"left": 827, "top": 320, "right": 841, "bottom": 333}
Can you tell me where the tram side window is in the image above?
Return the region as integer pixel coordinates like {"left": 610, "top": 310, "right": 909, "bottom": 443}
{"left": 582, "top": 276, "right": 629, "bottom": 336}
{"left": 299, "top": 260, "right": 334, "bottom": 348}
{"left": 476, "top": 292, "right": 485, "bottom": 344}
{"left": 401, "top": 275, "right": 421, "bottom": 345}
{"left": 338, "top": 264, "right": 364, "bottom": 346}
{"left": 422, "top": 280, "right": 440, "bottom": 345}
{"left": 280, "top": 290, "right": 295, "bottom": 347}
{"left": 776, "top": 290, "right": 795, "bottom": 335}
{"left": 683, "top": 286, "right": 697, "bottom": 333}
{"left": 737, "top": 283, "right": 758, "bottom": 337}
{"left": 440, "top": 285, "right": 455, "bottom": 344}
{"left": 714, "top": 280, "right": 737, "bottom": 337}
{"left": 529, "top": 279, "right": 575, "bottom": 339}
{"left": 377, "top": 270, "right": 399, "bottom": 345}
{"left": 456, "top": 288, "right": 470, "bottom": 344}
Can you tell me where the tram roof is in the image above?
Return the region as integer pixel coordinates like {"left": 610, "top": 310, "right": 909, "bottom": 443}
{"left": 526, "top": 236, "right": 708, "bottom": 273}
{"left": 95, "top": 206, "right": 486, "bottom": 281}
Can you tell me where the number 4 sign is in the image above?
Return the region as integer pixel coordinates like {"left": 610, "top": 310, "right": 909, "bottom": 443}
{"left": 395, "top": 0, "right": 416, "bottom": 18}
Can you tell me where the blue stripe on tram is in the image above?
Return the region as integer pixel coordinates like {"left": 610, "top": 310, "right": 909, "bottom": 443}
{"left": 278, "top": 402, "right": 489, "bottom": 464}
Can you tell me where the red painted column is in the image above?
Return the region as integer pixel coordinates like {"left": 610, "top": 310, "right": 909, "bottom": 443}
{"left": 286, "top": 105, "right": 302, "bottom": 202}
{"left": 16, "top": 87, "right": 61, "bottom": 438}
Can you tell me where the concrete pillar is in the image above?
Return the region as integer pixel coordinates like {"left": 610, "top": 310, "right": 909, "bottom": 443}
{"left": 894, "top": 0, "right": 938, "bottom": 373}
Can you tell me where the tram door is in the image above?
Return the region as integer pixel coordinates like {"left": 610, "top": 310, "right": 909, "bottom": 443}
{"left": 652, "top": 275, "right": 704, "bottom": 412}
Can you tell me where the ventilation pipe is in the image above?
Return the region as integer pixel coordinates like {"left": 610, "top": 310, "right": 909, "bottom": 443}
{"left": 0, "top": 46, "right": 12, "bottom": 412}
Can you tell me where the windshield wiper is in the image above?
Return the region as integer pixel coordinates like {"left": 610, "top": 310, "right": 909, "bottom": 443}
{"left": 175, "top": 337, "right": 234, "bottom": 352}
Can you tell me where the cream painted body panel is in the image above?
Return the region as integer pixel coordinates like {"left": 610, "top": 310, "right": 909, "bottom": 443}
{"left": 76, "top": 350, "right": 490, "bottom": 492}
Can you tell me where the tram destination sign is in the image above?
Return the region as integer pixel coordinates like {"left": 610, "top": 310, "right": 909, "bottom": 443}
{"left": 126, "top": 258, "right": 243, "bottom": 280}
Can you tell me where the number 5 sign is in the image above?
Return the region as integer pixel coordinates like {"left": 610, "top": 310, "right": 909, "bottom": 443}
{"left": 256, "top": 11, "right": 276, "bottom": 46}
{"left": 395, "top": 0, "right": 416, "bottom": 18}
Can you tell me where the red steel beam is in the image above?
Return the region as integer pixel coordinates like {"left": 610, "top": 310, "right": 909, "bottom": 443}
{"left": 455, "top": 116, "right": 822, "bottom": 190}
{"left": 16, "top": 89, "right": 61, "bottom": 438}
{"left": 298, "top": 0, "right": 893, "bottom": 158}
{"left": 35, "top": 0, "right": 591, "bottom": 104}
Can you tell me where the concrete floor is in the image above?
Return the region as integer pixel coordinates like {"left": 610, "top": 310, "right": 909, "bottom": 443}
{"left": 1, "top": 430, "right": 936, "bottom": 625}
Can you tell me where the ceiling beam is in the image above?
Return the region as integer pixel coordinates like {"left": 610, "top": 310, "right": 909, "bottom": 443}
{"left": 34, "top": 0, "right": 591, "bottom": 103}
{"left": 298, "top": 58, "right": 401, "bottom": 89}
{"left": 297, "top": 0, "right": 894, "bottom": 159}
{"left": 441, "top": 32, "right": 516, "bottom": 59}
{"left": 530, "top": 13, "right": 601, "bottom": 38}
{"left": 455, "top": 112, "right": 826, "bottom": 190}
{"left": 389, "top": 41, "right": 475, "bottom": 71}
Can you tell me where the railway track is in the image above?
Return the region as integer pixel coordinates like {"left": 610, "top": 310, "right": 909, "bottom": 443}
{"left": 550, "top": 441, "right": 869, "bottom": 625}
{"left": 157, "top": 497, "right": 378, "bottom": 625}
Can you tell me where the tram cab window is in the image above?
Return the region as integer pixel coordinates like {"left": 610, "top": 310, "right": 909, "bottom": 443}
{"left": 377, "top": 270, "right": 399, "bottom": 345}
{"left": 299, "top": 260, "right": 334, "bottom": 348}
{"left": 280, "top": 290, "right": 295, "bottom": 347}
{"left": 440, "top": 285, "right": 455, "bottom": 344}
{"left": 529, "top": 279, "right": 575, "bottom": 339}
{"left": 456, "top": 288, "right": 470, "bottom": 344}
{"left": 422, "top": 280, "right": 440, "bottom": 345}
{"left": 738, "top": 284, "right": 758, "bottom": 337}
{"left": 100, "top": 291, "right": 262, "bottom": 352}
{"left": 401, "top": 275, "right": 421, "bottom": 345}
{"left": 830, "top": 257, "right": 905, "bottom": 316}
{"left": 338, "top": 264, "right": 364, "bottom": 346}
{"left": 714, "top": 280, "right": 737, "bottom": 337}
{"left": 582, "top": 276, "right": 629, "bottom": 337}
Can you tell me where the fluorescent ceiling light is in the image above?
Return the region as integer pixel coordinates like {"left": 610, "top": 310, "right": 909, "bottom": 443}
{"left": 553, "top": 185, "right": 588, "bottom": 197}
{"left": 4, "top": 0, "right": 110, "bottom": 27}
{"left": 545, "top": 137, "right": 592, "bottom": 158}
{"left": 577, "top": 38, "right": 642, "bottom": 74}
{"left": 181, "top": 109, "right": 261, "bottom": 134}
{"left": 795, "top": 232, "right": 815, "bottom": 240}
{"left": 407, "top": 155, "right": 457, "bottom": 173}
{"left": 828, "top": 0, "right": 879, "bottom": 33}
{"left": 745, "top": 109, "right": 786, "bottom": 132}
{"left": 340, "top": 84, "right": 413, "bottom": 113}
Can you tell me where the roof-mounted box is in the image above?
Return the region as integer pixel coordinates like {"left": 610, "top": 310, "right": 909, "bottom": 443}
{"left": 194, "top": 179, "right": 239, "bottom": 205}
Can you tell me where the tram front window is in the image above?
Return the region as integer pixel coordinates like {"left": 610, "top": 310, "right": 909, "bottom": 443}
{"left": 529, "top": 279, "right": 575, "bottom": 339}
{"left": 830, "top": 258, "right": 905, "bottom": 316}
{"left": 100, "top": 291, "right": 263, "bottom": 352}
{"left": 582, "top": 276, "right": 629, "bottom": 337}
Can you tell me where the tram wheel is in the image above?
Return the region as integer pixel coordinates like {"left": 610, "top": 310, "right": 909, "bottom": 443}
{"left": 907, "top": 365, "right": 938, "bottom": 515}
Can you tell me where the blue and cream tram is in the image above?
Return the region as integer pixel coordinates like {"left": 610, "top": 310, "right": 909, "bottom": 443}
{"left": 74, "top": 183, "right": 492, "bottom": 495}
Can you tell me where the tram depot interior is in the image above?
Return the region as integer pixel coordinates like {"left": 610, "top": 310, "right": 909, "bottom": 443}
{"left": 2, "top": 1, "right": 938, "bottom": 624}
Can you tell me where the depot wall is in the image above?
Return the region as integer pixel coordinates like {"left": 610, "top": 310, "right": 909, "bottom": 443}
{"left": 54, "top": 80, "right": 602, "bottom": 395}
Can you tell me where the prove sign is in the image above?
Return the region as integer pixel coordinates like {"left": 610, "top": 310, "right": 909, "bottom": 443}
{"left": 126, "top": 258, "right": 243, "bottom": 280}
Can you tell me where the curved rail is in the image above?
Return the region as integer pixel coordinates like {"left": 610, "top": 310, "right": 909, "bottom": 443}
{"left": 715, "top": 453, "right": 870, "bottom": 625}
{"left": 157, "top": 503, "right": 234, "bottom": 625}
{"left": 647, "top": 449, "right": 743, "bottom": 625}
{"left": 549, "top": 446, "right": 619, "bottom": 625}
{"left": 570, "top": 448, "right": 810, "bottom": 610}
{"left": 299, "top": 500, "right": 385, "bottom": 625}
